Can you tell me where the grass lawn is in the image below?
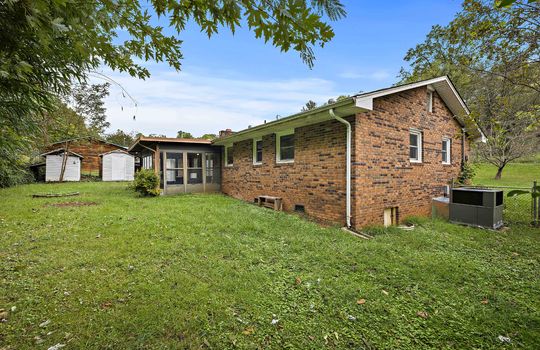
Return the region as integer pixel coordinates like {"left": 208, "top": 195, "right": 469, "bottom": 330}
{"left": 474, "top": 162, "right": 540, "bottom": 188}
{"left": 1, "top": 182, "right": 539, "bottom": 349}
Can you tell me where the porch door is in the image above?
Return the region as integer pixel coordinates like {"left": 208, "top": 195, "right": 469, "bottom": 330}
{"left": 164, "top": 152, "right": 184, "bottom": 195}
{"left": 186, "top": 152, "right": 204, "bottom": 193}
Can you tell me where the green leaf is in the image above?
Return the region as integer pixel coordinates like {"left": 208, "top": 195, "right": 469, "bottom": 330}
{"left": 507, "top": 190, "right": 530, "bottom": 197}
{"left": 495, "top": 0, "right": 517, "bottom": 8}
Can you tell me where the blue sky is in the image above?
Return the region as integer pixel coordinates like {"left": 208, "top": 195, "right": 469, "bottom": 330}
{"left": 97, "top": 0, "right": 463, "bottom": 137}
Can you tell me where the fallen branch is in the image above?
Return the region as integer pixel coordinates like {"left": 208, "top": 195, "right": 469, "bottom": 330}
{"left": 32, "top": 192, "right": 80, "bottom": 198}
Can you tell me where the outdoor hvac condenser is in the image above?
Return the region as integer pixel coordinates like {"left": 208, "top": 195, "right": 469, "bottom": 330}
{"left": 449, "top": 188, "right": 504, "bottom": 229}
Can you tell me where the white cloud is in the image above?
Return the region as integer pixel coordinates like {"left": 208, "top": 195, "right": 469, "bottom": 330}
{"left": 92, "top": 67, "right": 345, "bottom": 137}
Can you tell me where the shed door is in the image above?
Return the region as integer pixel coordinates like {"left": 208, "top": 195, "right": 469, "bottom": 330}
{"left": 111, "top": 154, "right": 126, "bottom": 181}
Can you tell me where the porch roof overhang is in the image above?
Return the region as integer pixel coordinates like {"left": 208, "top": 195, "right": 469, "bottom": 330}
{"left": 128, "top": 136, "right": 213, "bottom": 153}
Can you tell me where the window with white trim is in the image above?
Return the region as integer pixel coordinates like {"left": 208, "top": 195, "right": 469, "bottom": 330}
{"left": 224, "top": 145, "right": 233, "bottom": 166}
{"left": 276, "top": 130, "right": 295, "bottom": 163}
{"left": 409, "top": 129, "right": 422, "bottom": 163}
{"left": 442, "top": 138, "right": 451, "bottom": 164}
{"left": 253, "top": 138, "right": 263, "bottom": 165}
{"left": 427, "top": 90, "right": 433, "bottom": 113}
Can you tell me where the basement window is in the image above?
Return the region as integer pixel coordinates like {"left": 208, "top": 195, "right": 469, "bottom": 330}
{"left": 276, "top": 130, "right": 295, "bottom": 163}
{"left": 409, "top": 129, "right": 422, "bottom": 163}
{"left": 294, "top": 204, "right": 305, "bottom": 213}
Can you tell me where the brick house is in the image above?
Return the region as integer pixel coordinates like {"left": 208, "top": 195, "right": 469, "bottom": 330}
{"left": 44, "top": 137, "right": 127, "bottom": 176}
{"left": 213, "top": 76, "right": 484, "bottom": 229}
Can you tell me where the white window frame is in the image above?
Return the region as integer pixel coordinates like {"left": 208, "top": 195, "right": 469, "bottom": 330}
{"left": 224, "top": 144, "right": 233, "bottom": 167}
{"left": 442, "top": 137, "right": 451, "bottom": 165}
{"left": 253, "top": 137, "right": 263, "bottom": 165}
{"left": 276, "top": 130, "right": 295, "bottom": 164}
{"left": 409, "top": 128, "right": 423, "bottom": 163}
{"left": 427, "top": 87, "right": 434, "bottom": 113}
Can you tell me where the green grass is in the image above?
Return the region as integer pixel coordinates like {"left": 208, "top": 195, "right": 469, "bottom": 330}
{"left": 473, "top": 162, "right": 539, "bottom": 224}
{"left": 474, "top": 162, "right": 540, "bottom": 187}
{"left": 1, "top": 182, "right": 540, "bottom": 349}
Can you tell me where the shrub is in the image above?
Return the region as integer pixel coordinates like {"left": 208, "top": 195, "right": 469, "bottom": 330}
{"left": 131, "top": 169, "right": 160, "bottom": 196}
{"left": 457, "top": 161, "right": 476, "bottom": 185}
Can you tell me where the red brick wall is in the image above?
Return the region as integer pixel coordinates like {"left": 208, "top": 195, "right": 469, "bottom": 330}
{"left": 222, "top": 118, "right": 352, "bottom": 223}
{"left": 221, "top": 86, "right": 470, "bottom": 228}
{"left": 352, "top": 86, "right": 468, "bottom": 227}
{"left": 45, "top": 139, "right": 123, "bottom": 175}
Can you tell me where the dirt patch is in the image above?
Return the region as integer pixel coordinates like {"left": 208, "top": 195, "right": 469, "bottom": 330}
{"left": 47, "top": 201, "right": 98, "bottom": 208}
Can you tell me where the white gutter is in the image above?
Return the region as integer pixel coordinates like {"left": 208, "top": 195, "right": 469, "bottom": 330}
{"left": 329, "top": 108, "right": 352, "bottom": 228}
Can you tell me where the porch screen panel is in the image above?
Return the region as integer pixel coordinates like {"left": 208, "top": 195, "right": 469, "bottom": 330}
{"left": 187, "top": 153, "right": 203, "bottom": 184}
{"left": 166, "top": 152, "right": 183, "bottom": 185}
{"left": 205, "top": 153, "right": 221, "bottom": 184}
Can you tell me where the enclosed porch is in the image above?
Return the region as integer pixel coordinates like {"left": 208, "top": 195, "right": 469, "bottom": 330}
{"left": 128, "top": 137, "right": 222, "bottom": 195}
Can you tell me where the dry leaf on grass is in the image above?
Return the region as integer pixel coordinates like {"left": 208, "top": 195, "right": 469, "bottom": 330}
{"left": 295, "top": 277, "right": 302, "bottom": 285}
{"left": 100, "top": 301, "right": 113, "bottom": 309}
{"left": 481, "top": 299, "right": 489, "bottom": 304}
{"left": 242, "top": 327, "right": 255, "bottom": 335}
{"left": 357, "top": 299, "right": 366, "bottom": 305}
{"left": 0, "top": 309, "right": 8, "bottom": 321}
{"left": 416, "top": 311, "right": 429, "bottom": 319}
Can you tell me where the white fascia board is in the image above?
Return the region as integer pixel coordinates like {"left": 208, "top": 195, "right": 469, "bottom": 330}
{"left": 213, "top": 98, "right": 362, "bottom": 145}
{"left": 353, "top": 77, "right": 451, "bottom": 112}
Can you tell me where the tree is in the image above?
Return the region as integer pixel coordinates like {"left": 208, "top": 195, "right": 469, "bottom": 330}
{"left": 176, "top": 131, "right": 194, "bottom": 139}
{"left": 200, "top": 133, "right": 218, "bottom": 140}
{"left": 301, "top": 100, "right": 318, "bottom": 111}
{"left": 0, "top": 0, "right": 345, "bottom": 186}
{"left": 67, "top": 82, "right": 111, "bottom": 134}
{"left": 1, "top": 0, "right": 345, "bottom": 123}
{"left": 399, "top": 0, "right": 540, "bottom": 179}
{"left": 34, "top": 101, "right": 89, "bottom": 152}
{"left": 476, "top": 105, "right": 539, "bottom": 179}
{"left": 105, "top": 129, "right": 138, "bottom": 147}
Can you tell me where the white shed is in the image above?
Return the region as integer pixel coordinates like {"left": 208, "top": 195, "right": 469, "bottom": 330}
{"left": 42, "top": 149, "right": 83, "bottom": 182}
{"left": 100, "top": 150, "right": 135, "bottom": 181}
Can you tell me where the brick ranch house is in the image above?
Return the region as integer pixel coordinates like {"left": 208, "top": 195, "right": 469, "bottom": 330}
{"left": 212, "top": 76, "right": 484, "bottom": 228}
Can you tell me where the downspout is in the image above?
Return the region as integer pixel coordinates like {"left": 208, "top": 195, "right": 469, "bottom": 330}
{"left": 461, "top": 127, "right": 466, "bottom": 167}
{"left": 329, "top": 109, "right": 352, "bottom": 228}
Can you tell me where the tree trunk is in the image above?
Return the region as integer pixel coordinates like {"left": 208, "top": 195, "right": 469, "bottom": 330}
{"left": 59, "top": 141, "right": 69, "bottom": 182}
{"left": 494, "top": 165, "right": 505, "bottom": 180}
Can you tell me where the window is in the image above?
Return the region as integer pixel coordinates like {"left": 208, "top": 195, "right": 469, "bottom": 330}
{"left": 187, "top": 153, "right": 203, "bottom": 184}
{"left": 253, "top": 138, "right": 263, "bottom": 165}
{"left": 442, "top": 138, "right": 451, "bottom": 164}
{"left": 409, "top": 129, "right": 422, "bottom": 163}
{"left": 427, "top": 90, "right": 433, "bottom": 113}
{"left": 165, "top": 152, "right": 183, "bottom": 185}
{"left": 225, "top": 145, "right": 233, "bottom": 166}
{"left": 276, "top": 130, "right": 294, "bottom": 163}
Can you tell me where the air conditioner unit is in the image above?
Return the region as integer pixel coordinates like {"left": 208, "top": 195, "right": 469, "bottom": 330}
{"left": 449, "top": 188, "right": 504, "bottom": 229}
